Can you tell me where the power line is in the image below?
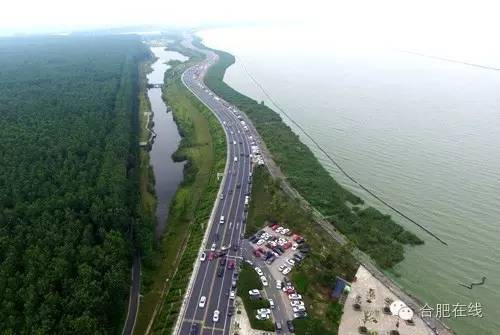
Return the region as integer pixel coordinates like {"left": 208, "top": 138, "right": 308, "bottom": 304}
{"left": 236, "top": 56, "right": 448, "bottom": 246}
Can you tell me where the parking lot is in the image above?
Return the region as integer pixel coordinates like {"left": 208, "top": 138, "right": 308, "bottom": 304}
{"left": 242, "top": 222, "right": 310, "bottom": 331}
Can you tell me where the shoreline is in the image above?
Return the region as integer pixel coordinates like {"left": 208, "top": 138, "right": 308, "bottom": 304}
{"left": 194, "top": 37, "right": 454, "bottom": 335}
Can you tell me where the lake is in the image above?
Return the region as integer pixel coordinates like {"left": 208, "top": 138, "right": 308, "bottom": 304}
{"left": 199, "top": 26, "right": 500, "bottom": 334}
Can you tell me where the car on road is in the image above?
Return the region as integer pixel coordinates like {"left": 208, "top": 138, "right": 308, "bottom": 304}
{"left": 276, "top": 280, "right": 282, "bottom": 290}
{"left": 254, "top": 267, "right": 263, "bottom": 276}
{"left": 219, "top": 257, "right": 226, "bottom": 266}
{"left": 260, "top": 275, "right": 268, "bottom": 286}
{"left": 198, "top": 296, "right": 206, "bottom": 308}
{"left": 213, "top": 310, "right": 220, "bottom": 322}
{"left": 236, "top": 183, "right": 241, "bottom": 189}
{"left": 228, "top": 306, "right": 235, "bottom": 316}
{"left": 200, "top": 252, "right": 206, "bottom": 262}
{"left": 220, "top": 193, "right": 224, "bottom": 200}
{"left": 289, "top": 294, "right": 303, "bottom": 300}
{"left": 232, "top": 244, "right": 239, "bottom": 251}
{"left": 287, "top": 320, "right": 295, "bottom": 332}
{"left": 275, "top": 321, "right": 282, "bottom": 332}
{"left": 219, "top": 216, "right": 225, "bottom": 224}
{"left": 265, "top": 256, "right": 275, "bottom": 265}
{"left": 221, "top": 245, "right": 229, "bottom": 251}
{"left": 208, "top": 251, "right": 215, "bottom": 261}
{"left": 227, "top": 259, "right": 235, "bottom": 270}
{"left": 190, "top": 323, "right": 199, "bottom": 335}
{"left": 268, "top": 298, "right": 275, "bottom": 309}
{"left": 229, "top": 290, "right": 236, "bottom": 300}
{"left": 210, "top": 243, "right": 216, "bottom": 252}
{"left": 217, "top": 267, "right": 224, "bottom": 277}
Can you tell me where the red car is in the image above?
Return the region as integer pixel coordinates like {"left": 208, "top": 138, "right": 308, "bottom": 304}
{"left": 283, "top": 242, "right": 292, "bottom": 249}
{"left": 271, "top": 224, "right": 280, "bottom": 231}
{"left": 284, "top": 286, "right": 295, "bottom": 294}
{"left": 253, "top": 249, "right": 261, "bottom": 257}
{"left": 292, "top": 234, "right": 302, "bottom": 241}
{"left": 227, "top": 259, "right": 235, "bottom": 270}
{"left": 208, "top": 251, "right": 215, "bottom": 261}
{"left": 258, "top": 247, "right": 265, "bottom": 254}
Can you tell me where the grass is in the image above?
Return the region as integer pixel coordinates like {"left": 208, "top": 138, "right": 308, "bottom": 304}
{"left": 238, "top": 263, "right": 274, "bottom": 331}
{"left": 247, "top": 166, "right": 358, "bottom": 335}
{"left": 133, "top": 44, "right": 226, "bottom": 334}
{"left": 200, "top": 42, "right": 424, "bottom": 269}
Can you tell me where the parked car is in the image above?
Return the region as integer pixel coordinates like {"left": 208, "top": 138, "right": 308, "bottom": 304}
{"left": 229, "top": 290, "right": 236, "bottom": 299}
{"left": 293, "top": 306, "right": 306, "bottom": 313}
{"left": 254, "top": 267, "right": 263, "bottom": 276}
{"left": 265, "top": 256, "right": 275, "bottom": 265}
{"left": 200, "top": 252, "right": 206, "bottom": 262}
{"left": 291, "top": 300, "right": 304, "bottom": 307}
{"left": 227, "top": 260, "right": 235, "bottom": 270}
{"left": 228, "top": 306, "right": 235, "bottom": 316}
{"left": 293, "top": 311, "right": 307, "bottom": 319}
{"left": 291, "top": 243, "right": 299, "bottom": 251}
{"left": 275, "top": 321, "right": 282, "bottom": 332}
{"left": 268, "top": 299, "right": 275, "bottom": 309}
{"left": 282, "top": 266, "right": 291, "bottom": 275}
{"left": 286, "top": 258, "right": 296, "bottom": 266}
{"left": 249, "top": 289, "right": 260, "bottom": 296}
{"left": 198, "top": 296, "right": 206, "bottom": 308}
{"left": 217, "top": 267, "right": 224, "bottom": 277}
{"left": 289, "top": 294, "right": 303, "bottom": 300}
{"left": 260, "top": 275, "right": 268, "bottom": 286}
{"left": 190, "top": 323, "right": 199, "bottom": 335}
{"left": 219, "top": 257, "right": 226, "bottom": 266}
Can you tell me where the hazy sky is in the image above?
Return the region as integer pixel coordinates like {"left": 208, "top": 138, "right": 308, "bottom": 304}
{"left": 2, "top": 0, "right": 500, "bottom": 62}
{"left": 2, "top": 0, "right": 499, "bottom": 35}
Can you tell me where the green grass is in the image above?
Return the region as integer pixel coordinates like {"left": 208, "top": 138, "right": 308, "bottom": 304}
{"left": 134, "top": 46, "right": 226, "bottom": 334}
{"left": 238, "top": 264, "right": 274, "bottom": 331}
{"left": 200, "top": 43, "right": 424, "bottom": 269}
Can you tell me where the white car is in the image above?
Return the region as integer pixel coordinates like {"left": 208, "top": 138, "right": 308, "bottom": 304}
{"left": 293, "top": 312, "right": 307, "bottom": 319}
{"left": 257, "top": 308, "right": 271, "bottom": 315}
{"left": 282, "top": 266, "right": 291, "bottom": 275}
{"left": 275, "top": 280, "right": 282, "bottom": 290}
{"left": 233, "top": 141, "right": 236, "bottom": 145}
{"left": 260, "top": 275, "right": 268, "bottom": 286}
{"left": 229, "top": 290, "right": 236, "bottom": 300}
{"left": 289, "top": 294, "right": 303, "bottom": 300}
{"left": 256, "top": 239, "right": 265, "bottom": 246}
{"left": 210, "top": 243, "right": 216, "bottom": 251}
{"left": 200, "top": 252, "right": 206, "bottom": 262}
{"left": 213, "top": 310, "right": 220, "bottom": 322}
{"left": 291, "top": 300, "right": 305, "bottom": 307}
{"left": 287, "top": 258, "right": 296, "bottom": 266}
{"left": 278, "top": 265, "right": 285, "bottom": 272}
{"left": 249, "top": 289, "right": 260, "bottom": 296}
{"left": 293, "top": 306, "right": 306, "bottom": 313}
{"left": 292, "top": 243, "right": 299, "bottom": 251}
{"left": 276, "top": 227, "right": 284, "bottom": 233}
{"left": 269, "top": 299, "right": 275, "bottom": 309}
{"left": 254, "top": 267, "right": 263, "bottom": 276}
{"left": 281, "top": 228, "right": 290, "bottom": 235}
{"left": 199, "top": 296, "right": 206, "bottom": 308}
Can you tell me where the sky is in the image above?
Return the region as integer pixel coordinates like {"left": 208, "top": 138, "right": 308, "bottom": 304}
{"left": 1, "top": 0, "right": 500, "bottom": 63}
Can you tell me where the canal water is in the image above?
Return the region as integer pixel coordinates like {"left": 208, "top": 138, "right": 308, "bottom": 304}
{"left": 146, "top": 46, "right": 188, "bottom": 239}
{"left": 199, "top": 26, "right": 500, "bottom": 335}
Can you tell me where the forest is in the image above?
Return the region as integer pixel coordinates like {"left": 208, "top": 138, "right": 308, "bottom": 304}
{"left": 0, "top": 35, "right": 147, "bottom": 333}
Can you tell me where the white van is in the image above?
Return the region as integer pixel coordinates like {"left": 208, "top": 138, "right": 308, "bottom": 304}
{"left": 234, "top": 156, "right": 238, "bottom": 162}
{"left": 219, "top": 216, "right": 225, "bottom": 224}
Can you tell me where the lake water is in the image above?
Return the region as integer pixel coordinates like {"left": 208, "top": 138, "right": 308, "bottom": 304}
{"left": 147, "top": 47, "right": 187, "bottom": 239}
{"left": 199, "top": 26, "right": 500, "bottom": 335}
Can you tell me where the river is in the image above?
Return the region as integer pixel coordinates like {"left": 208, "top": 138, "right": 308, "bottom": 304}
{"left": 199, "top": 26, "right": 500, "bottom": 335}
{"left": 146, "top": 46, "right": 187, "bottom": 239}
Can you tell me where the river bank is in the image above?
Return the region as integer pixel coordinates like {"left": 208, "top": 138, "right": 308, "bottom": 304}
{"left": 134, "top": 38, "right": 226, "bottom": 334}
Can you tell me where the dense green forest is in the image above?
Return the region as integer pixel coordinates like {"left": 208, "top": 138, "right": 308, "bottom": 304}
{"left": 0, "top": 35, "right": 147, "bottom": 333}
{"left": 199, "top": 41, "right": 423, "bottom": 269}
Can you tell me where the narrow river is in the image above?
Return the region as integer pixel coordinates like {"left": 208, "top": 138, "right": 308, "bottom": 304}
{"left": 146, "top": 46, "right": 188, "bottom": 239}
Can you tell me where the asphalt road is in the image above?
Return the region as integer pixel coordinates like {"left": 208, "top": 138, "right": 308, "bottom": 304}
{"left": 176, "top": 42, "right": 255, "bottom": 335}
{"left": 122, "top": 251, "right": 140, "bottom": 335}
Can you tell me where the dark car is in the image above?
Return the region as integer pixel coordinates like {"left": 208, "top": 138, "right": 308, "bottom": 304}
{"left": 232, "top": 244, "right": 239, "bottom": 251}
{"left": 219, "top": 257, "right": 227, "bottom": 266}
{"left": 190, "top": 323, "right": 200, "bottom": 335}
{"left": 228, "top": 306, "right": 235, "bottom": 316}
{"left": 287, "top": 320, "right": 295, "bottom": 332}
{"left": 236, "top": 183, "right": 241, "bottom": 189}
{"left": 217, "top": 267, "right": 224, "bottom": 277}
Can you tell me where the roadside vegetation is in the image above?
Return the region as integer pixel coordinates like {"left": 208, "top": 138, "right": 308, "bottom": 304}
{"left": 134, "top": 36, "right": 226, "bottom": 335}
{"left": 0, "top": 35, "right": 147, "bottom": 333}
{"left": 200, "top": 42, "right": 423, "bottom": 269}
{"left": 247, "top": 166, "right": 358, "bottom": 334}
{"left": 238, "top": 263, "right": 274, "bottom": 331}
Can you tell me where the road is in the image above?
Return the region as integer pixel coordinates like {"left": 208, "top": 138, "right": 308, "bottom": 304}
{"left": 175, "top": 42, "right": 254, "bottom": 335}
{"left": 122, "top": 251, "right": 140, "bottom": 335}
